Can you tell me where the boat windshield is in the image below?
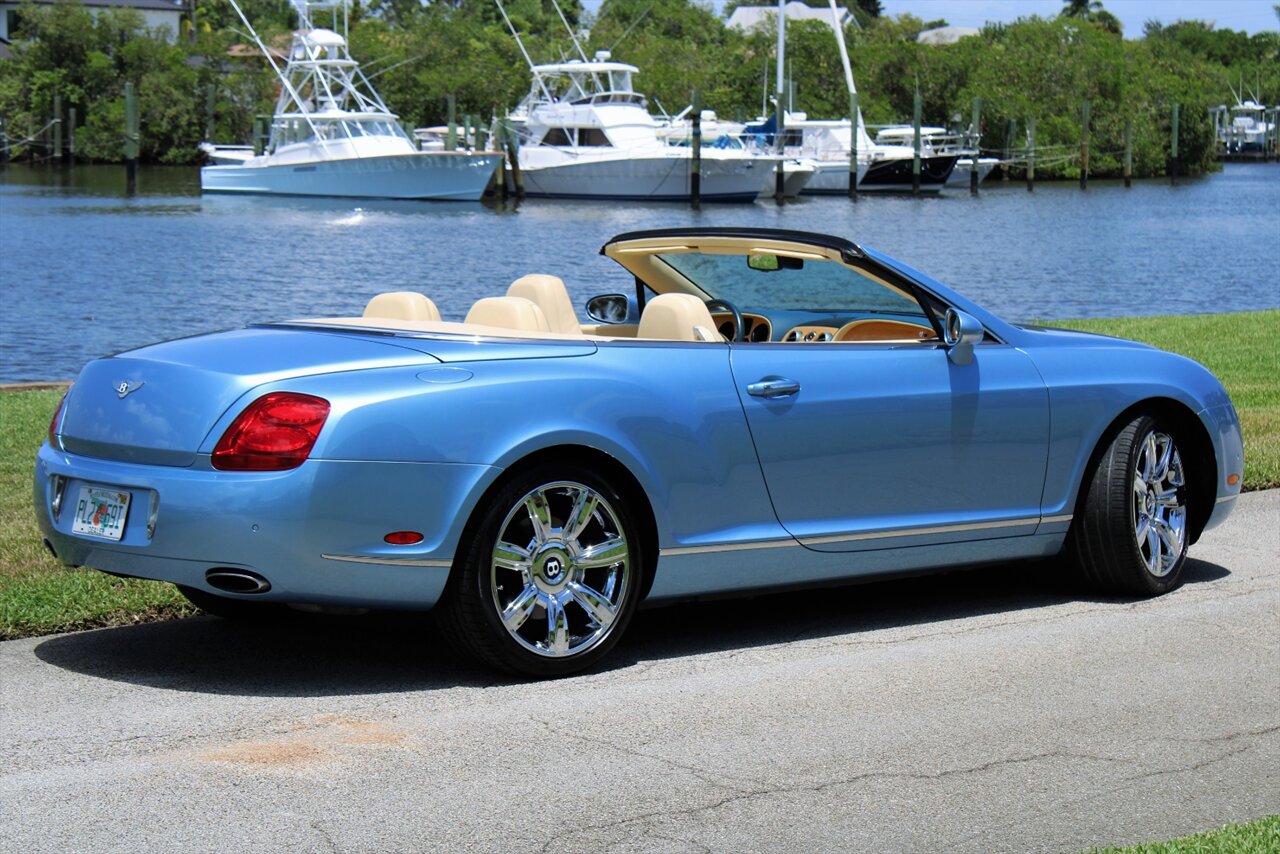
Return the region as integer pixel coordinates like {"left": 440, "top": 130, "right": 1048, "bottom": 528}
{"left": 273, "top": 117, "right": 408, "bottom": 147}
{"left": 653, "top": 251, "right": 926, "bottom": 315}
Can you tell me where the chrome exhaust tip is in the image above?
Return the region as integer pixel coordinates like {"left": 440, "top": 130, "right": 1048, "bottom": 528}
{"left": 205, "top": 568, "right": 271, "bottom": 594}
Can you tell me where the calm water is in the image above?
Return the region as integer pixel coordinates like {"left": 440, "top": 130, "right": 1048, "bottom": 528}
{"left": 1, "top": 162, "right": 1277, "bottom": 383}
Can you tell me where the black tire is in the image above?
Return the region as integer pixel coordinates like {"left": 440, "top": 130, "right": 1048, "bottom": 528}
{"left": 438, "top": 463, "right": 643, "bottom": 677}
{"left": 1067, "top": 415, "right": 1191, "bottom": 596}
{"left": 177, "top": 585, "right": 288, "bottom": 621}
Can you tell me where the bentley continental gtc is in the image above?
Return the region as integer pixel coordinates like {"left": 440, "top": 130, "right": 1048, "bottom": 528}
{"left": 35, "top": 228, "right": 1244, "bottom": 676}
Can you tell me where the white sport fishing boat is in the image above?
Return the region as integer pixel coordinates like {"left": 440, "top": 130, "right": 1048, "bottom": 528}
{"left": 200, "top": 0, "right": 502, "bottom": 201}
{"left": 508, "top": 54, "right": 801, "bottom": 201}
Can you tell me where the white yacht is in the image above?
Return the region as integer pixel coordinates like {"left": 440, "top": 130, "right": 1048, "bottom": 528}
{"left": 200, "top": 0, "right": 502, "bottom": 201}
{"left": 873, "top": 126, "right": 997, "bottom": 187}
{"left": 1221, "top": 99, "right": 1274, "bottom": 153}
{"left": 656, "top": 109, "right": 815, "bottom": 198}
{"left": 509, "top": 55, "right": 805, "bottom": 201}
{"left": 738, "top": 113, "right": 873, "bottom": 194}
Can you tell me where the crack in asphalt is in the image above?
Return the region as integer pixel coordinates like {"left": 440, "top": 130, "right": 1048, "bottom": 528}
{"left": 534, "top": 746, "right": 1132, "bottom": 851}
{"left": 939, "top": 727, "right": 1280, "bottom": 850}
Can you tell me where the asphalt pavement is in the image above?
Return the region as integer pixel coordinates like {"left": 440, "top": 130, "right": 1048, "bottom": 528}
{"left": 2, "top": 490, "right": 1277, "bottom": 852}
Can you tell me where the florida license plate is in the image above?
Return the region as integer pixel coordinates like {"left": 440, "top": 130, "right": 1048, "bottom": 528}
{"left": 71, "top": 486, "right": 131, "bottom": 541}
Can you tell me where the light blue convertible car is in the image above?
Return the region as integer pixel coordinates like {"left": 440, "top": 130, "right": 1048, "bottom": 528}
{"left": 35, "top": 228, "right": 1244, "bottom": 676}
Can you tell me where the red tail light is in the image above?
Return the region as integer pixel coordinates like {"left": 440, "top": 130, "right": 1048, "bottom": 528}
{"left": 212, "top": 392, "right": 330, "bottom": 471}
{"left": 48, "top": 388, "right": 70, "bottom": 448}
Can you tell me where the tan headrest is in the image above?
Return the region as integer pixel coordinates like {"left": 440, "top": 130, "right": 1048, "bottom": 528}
{"left": 507, "top": 274, "right": 580, "bottom": 335}
{"left": 637, "top": 293, "right": 721, "bottom": 342}
{"left": 363, "top": 291, "right": 441, "bottom": 322}
{"left": 465, "top": 296, "right": 550, "bottom": 333}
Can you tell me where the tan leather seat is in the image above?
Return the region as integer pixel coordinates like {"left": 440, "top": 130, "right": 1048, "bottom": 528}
{"left": 362, "top": 291, "right": 441, "bottom": 322}
{"left": 507, "top": 274, "right": 581, "bottom": 335}
{"left": 637, "top": 293, "right": 721, "bottom": 342}
{"left": 465, "top": 296, "right": 550, "bottom": 333}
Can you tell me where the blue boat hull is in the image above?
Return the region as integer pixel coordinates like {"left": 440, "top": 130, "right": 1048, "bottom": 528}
{"left": 200, "top": 152, "right": 503, "bottom": 201}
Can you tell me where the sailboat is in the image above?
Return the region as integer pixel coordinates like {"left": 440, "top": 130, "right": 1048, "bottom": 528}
{"left": 200, "top": 0, "right": 502, "bottom": 201}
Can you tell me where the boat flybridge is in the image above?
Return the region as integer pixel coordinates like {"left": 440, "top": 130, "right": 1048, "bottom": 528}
{"left": 509, "top": 53, "right": 809, "bottom": 201}
{"left": 200, "top": 0, "right": 501, "bottom": 200}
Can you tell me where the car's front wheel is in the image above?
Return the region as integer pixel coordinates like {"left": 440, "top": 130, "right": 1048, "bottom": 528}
{"left": 1068, "top": 414, "right": 1190, "bottom": 595}
{"left": 439, "top": 464, "right": 642, "bottom": 677}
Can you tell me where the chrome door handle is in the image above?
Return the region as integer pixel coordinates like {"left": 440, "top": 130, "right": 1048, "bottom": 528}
{"left": 747, "top": 376, "right": 800, "bottom": 398}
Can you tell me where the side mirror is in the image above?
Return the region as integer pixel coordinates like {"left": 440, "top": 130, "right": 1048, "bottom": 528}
{"left": 585, "top": 293, "right": 639, "bottom": 324}
{"left": 943, "top": 308, "right": 984, "bottom": 366}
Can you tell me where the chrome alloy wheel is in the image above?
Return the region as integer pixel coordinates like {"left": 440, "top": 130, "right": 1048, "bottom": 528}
{"left": 489, "top": 481, "right": 631, "bottom": 659}
{"left": 1132, "top": 430, "right": 1187, "bottom": 578}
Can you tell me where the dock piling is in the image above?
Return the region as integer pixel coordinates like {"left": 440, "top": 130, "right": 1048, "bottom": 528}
{"left": 1079, "top": 98, "right": 1090, "bottom": 190}
{"left": 69, "top": 107, "right": 76, "bottom": 159}
{"left": 969, "top": 98, "right": 981, "bottom": 194}
{"left": 1170, "top": 103, "right": 1179, "bottom": 184}
{"left": 848, "top": 91, "right": 858, "bottom": 200}
{"left": 911, "top": 89, "right": 921, "bottom": 195}
{"left": 53, "top": 92, "right": 63, "bottom": 163}
{"left": 1124, "top": 117, "right": 1132, "bottom": 187}
{"left": 1002, "top": 118, "right": 1014, "bottom": 182}
{"left": 690, "top": 89, "right": 702, "bottom": 210}
{"left": 446, "top": 94, "right": 457, "bottom": 151}
{"left": 124, "top": 81, "right": 139, "bottom": 194}
{"left": 1026, "top": 116, "right": 1035, "bottom": 191}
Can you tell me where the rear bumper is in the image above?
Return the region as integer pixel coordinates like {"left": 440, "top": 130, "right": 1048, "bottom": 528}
{"left": 34, "top": 443, "right": 497, "bottom": 609}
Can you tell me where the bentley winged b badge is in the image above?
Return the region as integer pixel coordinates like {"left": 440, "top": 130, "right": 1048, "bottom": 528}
{"left": 115, "top": 380, "right": 144, "bottom": 399}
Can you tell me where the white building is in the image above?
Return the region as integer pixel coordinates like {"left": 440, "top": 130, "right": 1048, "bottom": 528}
{"left": 916, "top": 25, "right": 981, "bottom": 45}
{"left": 0, "top": 0, "right": 186, "bottom": 45}
{"left": 726, "top": 2, "right": 857, "bottom": 34}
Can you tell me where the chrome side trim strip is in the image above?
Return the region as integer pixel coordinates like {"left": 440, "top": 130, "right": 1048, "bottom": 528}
{"left": 660, "top": 514, "right": 1068, "bottom": 557}
{"left": 1215, "top": 495, "right": 1236, "bottom": 505}
{"left": 659, "top": 539, "right": 797, "bottom": 557}
{"left": 322, "top": 554, "right": 453, "bottom": 568}
{"left": 799, "top": 517, "right": 1040, "bottom": 547}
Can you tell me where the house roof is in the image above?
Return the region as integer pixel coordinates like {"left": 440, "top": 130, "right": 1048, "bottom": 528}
{"left": 726, "top": 2, "right": 856, "bottom": 33}
{"left": 1, "top": 0, "right": 185, "bottom": 11}
{"left": 917, "top": 26, "right": 981, "bottom": 45}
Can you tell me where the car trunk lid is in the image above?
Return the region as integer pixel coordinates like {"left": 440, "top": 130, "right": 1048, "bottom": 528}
{"left": 58, "top": 327, "right": 439, "bottom": 467}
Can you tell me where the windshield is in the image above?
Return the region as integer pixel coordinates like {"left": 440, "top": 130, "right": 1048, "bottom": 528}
{"left": 654, "top": 252, "right": 927, "bottom": 316}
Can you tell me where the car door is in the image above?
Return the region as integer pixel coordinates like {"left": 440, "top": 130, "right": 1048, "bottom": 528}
{"left": 730, "top": 340, "right": 1050, "bottom": 551}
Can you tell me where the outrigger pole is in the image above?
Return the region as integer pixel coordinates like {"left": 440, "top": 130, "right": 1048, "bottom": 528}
{"left": 551, "top": 0, "right": 590, "bottom": 64}
{"left": 225, "top": 0, "right": 325, "bottom": 148}
{"left": 494, "top": 0, "right": 555, "bottom": 104}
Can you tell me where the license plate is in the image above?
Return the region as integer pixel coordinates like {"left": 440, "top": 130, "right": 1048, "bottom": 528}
{"left": 71, "top": 486, "right": 131, "bottom": 541}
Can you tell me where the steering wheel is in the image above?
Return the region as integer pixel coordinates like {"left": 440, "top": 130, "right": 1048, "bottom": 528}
{"left": 704, "top": 298, "right": 745, "bottom": 342}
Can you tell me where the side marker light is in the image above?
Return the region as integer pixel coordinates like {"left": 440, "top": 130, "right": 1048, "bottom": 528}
{"left": 384, "top": 531, "right": 424, "bottom": 545}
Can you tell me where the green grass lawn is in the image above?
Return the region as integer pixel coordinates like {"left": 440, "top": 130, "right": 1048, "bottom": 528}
{"left": 1, "top": 308, "right": 1276, "bottom": 641}
{"left": 1093, "top": 814, "right": 1279, "bottom": 852}
{"left": 0, "top": 388, "right": 192, "bottom": 641}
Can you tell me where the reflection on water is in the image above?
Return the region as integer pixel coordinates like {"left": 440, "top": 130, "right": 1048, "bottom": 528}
{"left": 2, "top": 162, "right": 1277, "bottom": 383}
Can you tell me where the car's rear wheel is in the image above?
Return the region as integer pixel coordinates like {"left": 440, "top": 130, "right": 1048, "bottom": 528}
{"left": 439, "top": 464, "right": 642, "bottom": 677}
{"left": 177, "top": 585, "right": 287, "bottom": 621}
{"left": 1068, "top": 415, "right": 1190, "bottom": 595}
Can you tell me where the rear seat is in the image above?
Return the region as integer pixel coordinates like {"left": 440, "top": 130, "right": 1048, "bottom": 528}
{"left": 363, "top": 292, "right": 441, "bottom": 322}
{"left": 464, "top": 296, "right": 550, "bottom": 334}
